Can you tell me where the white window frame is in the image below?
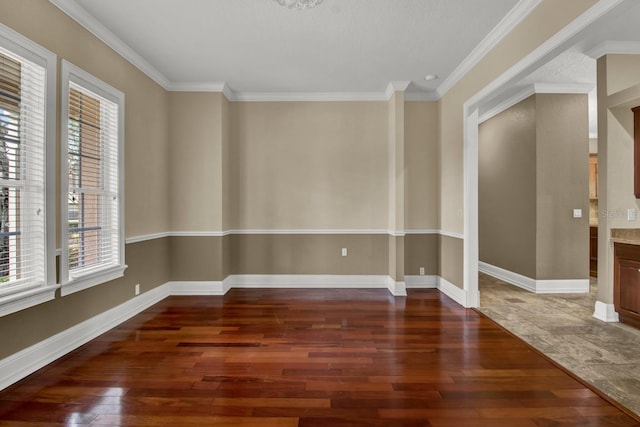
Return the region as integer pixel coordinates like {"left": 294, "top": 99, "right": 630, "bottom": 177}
{"left": 60, "top": 60, "right": 126, "bottom": 296}
{"left": 0, "top": 24, "right": 57, "bottom": 317}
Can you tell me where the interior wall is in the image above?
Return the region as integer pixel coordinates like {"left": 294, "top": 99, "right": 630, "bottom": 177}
{"left": 597, "top": 54, "right": 640, "bottom": 306}
{"left": 0, "top": 0, "right": 172, "bottom": 358}
{"left": 535, "top": 93, "right": 589, "bottom": 280}
{"left": 230, "top": 101, "right": 389, "bottom": 230}
{"left": 479, "top": 96, "right": 537, "bottom": 278}
{"left": 439, "top": 0, "right": 598, "bottom": 289}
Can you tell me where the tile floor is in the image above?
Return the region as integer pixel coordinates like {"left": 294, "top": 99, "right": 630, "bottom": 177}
{"left": 478, "top": 272, "right": 640, "bottom": 417}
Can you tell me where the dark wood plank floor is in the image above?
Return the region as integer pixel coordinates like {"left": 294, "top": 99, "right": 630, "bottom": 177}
{"left": 0, "top": 289, "right": 637, "bottom": 426}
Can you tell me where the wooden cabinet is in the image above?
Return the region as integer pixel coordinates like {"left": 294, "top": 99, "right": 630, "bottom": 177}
{"left": 634, "top": 106, "right": 640, "bottom": 198}
{"left": 589, "top": 226, "right": 597, "bottom": 277}
{"left": 589, "top": 154, "right": 598, "bottom": 200}
{"left": 614, "top": 242, "right": 640, "bottom": 328}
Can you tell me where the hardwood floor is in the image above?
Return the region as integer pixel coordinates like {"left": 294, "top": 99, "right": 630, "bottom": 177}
{"left": 0, "top": 289, "right": 637, "bottom": 426}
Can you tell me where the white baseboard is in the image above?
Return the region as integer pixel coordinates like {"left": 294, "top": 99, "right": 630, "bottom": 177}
{"left": 436, "top": 276, "right": 468, "bottom": 307}
{"left": 168, "top": 281, "right": 227, "bottom": 295}
{"left": 387, "top": 278, "right": 407, "bottom": 296}
{"left": 593, "top": 301, "right": 619, "bottom": 322}
{"left": 479, "top": 261, "right": 589, "bottom": 294}
{"left": 226, "top": 274, "right": 392, "bottom": 289}
{"left": 0, "top": 283, "right": 171, "bottom": 392}
{"left": 405, "top": 275, "right": 438, "bottom": 288}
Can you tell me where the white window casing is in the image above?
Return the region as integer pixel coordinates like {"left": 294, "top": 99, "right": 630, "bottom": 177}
{"left": 60, "top": 60, "right": 126, "bottom": 296}
{"left": 0, "top": 24, "right": 57, "bottom": 317}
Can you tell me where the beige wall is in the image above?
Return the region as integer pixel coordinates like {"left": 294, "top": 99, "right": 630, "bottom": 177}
{"left": 229, "top": 234, "right": 389, "bottom": 275}
{"left": 0, "top": 239, "right": 170, "bottom": 359}
{"left": 169, "top": 92, "right": 224, "bottom": 232}
{"left": 405, "top": 234, "right": 439, "bottom": 276}
{"left": 230, "top": 101, "right": 389, "bottom": 230}
{"left": 479, "top": 96, "right": 537, "bottom": 278}
{"left": 0, "top": 0, "right": 172, "bottom": 356}
{"left": 405, "top": 102, "right": 439, "bottom": 230}
{"left": 439, "top": 0, "right": 598, "bottom": 288}
{"left": 535, "top": 93, "right": 589, "bottom": 280}
{"left": 597, "top": 54, "right": 640, "bottom": 305}
{"left": 479, "top": 94, "right": 589, "bottom": 281}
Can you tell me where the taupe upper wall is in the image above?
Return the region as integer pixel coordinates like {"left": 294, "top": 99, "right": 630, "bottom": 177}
{"left": 405, "top": 101, "right": 439, "bottom": 230}
{"left": 439, "top": 0, "right": 598, "bottom": 236}
{"left": 229, "top": 101, "right": 390, "bottom": 230}
{"left": 0, "top": 0, "right": 171, "bottom": 240}
{"left": 479, "top": 96, "right": 537, "bottom": 278}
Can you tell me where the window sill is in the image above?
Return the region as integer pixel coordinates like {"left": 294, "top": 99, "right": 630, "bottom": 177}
{"left": 61, "top": 264, "right": 128, "bottom": 297}
{"left": 0, "top": 284, "right": 60, "bottom": 317}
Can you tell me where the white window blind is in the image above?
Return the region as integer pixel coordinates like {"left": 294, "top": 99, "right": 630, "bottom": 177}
{"left": 0, "top": 50, "right": 46, "bottom": 294}
{"left": 61, "top": 61, "right": 125, "bottom": 296}
{"left": 0, "top": 23, "right": 56, "bottom": 317}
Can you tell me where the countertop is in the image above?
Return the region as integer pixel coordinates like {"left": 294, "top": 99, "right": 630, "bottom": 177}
{"left": 611, "top": 228, "right": 640, "bottom": 245}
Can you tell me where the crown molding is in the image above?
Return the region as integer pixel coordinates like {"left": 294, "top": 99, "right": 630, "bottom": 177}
{"left": 48, "top": 0, "right": 170, "bottom": 89}
{"left": 167, "top": 82, "right": 228, "bottom": 92}
{"left": 437, "top": 0, "right": 543, "bottom": 98}
{"left": 231, "top": 92, "right": 389, "bottom": 102}
{"left": 479, "top": 82, "right": 594, "bottom": 123}
{"left": 405, "top": 91, "right": 440, "bottom": 102}
{"left": 586, "top": 40, "right": 640, "bottom": 59}
{"left": 533, "top": 82, "right": 595, "bottom": 94}
{"left": 385, "top": 81, "right": 411, "bottom": 99}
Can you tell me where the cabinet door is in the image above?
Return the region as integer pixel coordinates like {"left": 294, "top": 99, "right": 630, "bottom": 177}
{"left": 619, "top": 258, "right": 640, "bottom": 314}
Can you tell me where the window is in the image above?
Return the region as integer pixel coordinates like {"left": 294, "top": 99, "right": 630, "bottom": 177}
{"left": 0, "top": 24, "right": 56, "bottom": 317}
{"left": 60, "top": 61, "right": 125, "bottom": 296}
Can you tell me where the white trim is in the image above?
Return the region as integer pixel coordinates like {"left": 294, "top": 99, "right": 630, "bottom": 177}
{"left": 125, "top": 232, "right": 171, "bottom": 244}
{"left": 480, "top": 262, "right": 589, "bottom": 293}
{"left": 387, "top": 278, "right": 407, "bottom": 296}
{"left": 536, "top": 279, "right": 589, "bottom": 293}
{"left": 167, "top": 82, "right": 228, "bottom": 93}
{"left": 0, "top": 283, "right": 170, "bottom": 392}
{"left": 405, "top": 275, "right": 438, "bottom": 288}
{"left": 0, "top": 285, "right": 60, "bottom": 318}
{"left": 168, "top": 281, "right": 228, "bottom": 295}
{"left": 59, "top": 60, "right": 127, "bottom": 296}
{"left": 533, "top": 82, "right": 594, "bottom": 94}
{"left": 224, "top": 229, "right": 394, "bottom": 235}
{"left": 0, "top": 22, "right": 58, "bottom": 315}
{"left": 385, "top": 81, "right": 411, "bottom": 99}
{"left": 480, "top": 86, "right": 535, "bottom": 123}
{"left": 463, "top": 0, "right": 625, "bottom": 310}
{"left": 232, "top": 92, "right": 389, "bottom": 102}
{"left": 480, "top": 261, "right": 536, "bottom": 292}
{"left": 479, "top": 83, "right": 595, "bottom": 124}
{"left": 440, "top": 230, "right": 464, "bottom": 240}
{"left": 593, "top": 301, "right": 620, "bottom": 322}
{"left": 405, "top": 229, "right": 440, "bottom": 235}
{"left": 60, "top": 265, "right": 128, "bottom": 297}
{"left": 437, "top": 276, "right": 468, "bottom": 307}
{"left": 123, "top": 229, "right": 456, "bottom": 243}
{"left": 48, "top": 0, "right": 170, "bottom": 89}
{"left": 586, "top": 40, "right": 640, "bottom": 59}
{"left": 405, "top": 92, "right": 439, "bottom": 102}
{"left": 226, "top": 274, "right": 392, "bottom": 288}
{"left": 436, "top": 0, "right": 543, "bottom": 97}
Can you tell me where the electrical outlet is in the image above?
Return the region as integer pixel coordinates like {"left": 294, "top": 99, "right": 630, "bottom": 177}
{"left": 135, "top": 283, "right": 140, "bottom": 295}
{"left": 419, "top": 267, "right": 425, "bottom": 276}
{"left": 341, "top": 248, "right": 347, "bottom": 257}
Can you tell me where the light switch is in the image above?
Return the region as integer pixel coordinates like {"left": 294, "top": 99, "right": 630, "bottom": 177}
{"left": 628, "top": 209, "right": 637, "bottom": 221}
{"left": 341, "top": 248, "right": 347, "bottom": 256}
{"left": 573, "top": 209, "right": 582, "bottom": 218}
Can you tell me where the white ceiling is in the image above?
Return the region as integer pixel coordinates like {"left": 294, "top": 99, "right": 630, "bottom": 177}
{"left": 53, "top": 0, "right": 524, "bottom": 97}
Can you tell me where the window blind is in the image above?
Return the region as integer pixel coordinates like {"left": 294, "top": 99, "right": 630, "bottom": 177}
{"left": 0, "top": 49, "right": 47, "bottom": 295}
{"left": 66, "top": 83, "right": 119, "bottom": 275}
